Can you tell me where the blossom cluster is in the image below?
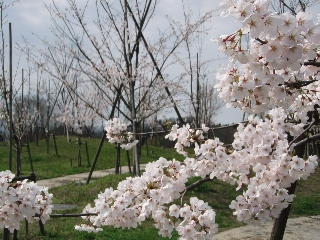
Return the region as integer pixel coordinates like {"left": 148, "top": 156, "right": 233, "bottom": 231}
{"left": 105, "top": 118, "right": 139, "bottom": 150}
{"left": 0, "top": 170, "right": 53, "bottom": 232}
{"left": 76, "top": 109, "right": 318, "bottom": 238}
{"left": 165, "top": 108, "right": 318, "bottom": 224}
{"left": 75, "top": 158, "right": 217, "bottom": 239}
{"left": 165, "top": 123, "right": 210, "bottom": 156}
{"left": 213, "top": 0, "right": 320, "bottom": 122}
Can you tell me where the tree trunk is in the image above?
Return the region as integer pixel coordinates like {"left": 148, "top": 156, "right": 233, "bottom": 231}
{"left": 270, "top": 142, "right": 305, "bottom": 240}
{"left": 9, "top": 22, "right": 13, "bottom": 171}
{"left": 15, "top": 137, "right": 21, "bottom": 176}
{"left": 130, "top": 81, "right": 140, "bottom": 176}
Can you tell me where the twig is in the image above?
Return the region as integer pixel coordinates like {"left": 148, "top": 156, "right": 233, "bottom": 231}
{"left": 49, "top": 213, "right": 98, "bottom": 218}
{"left": 255, "top": 38, "right": 267, "bottom": 44}
{"left": 284, "top": 79, "right": 318, "bottom": 88}
{"left": 298, "top": 0, "right": 306, "bottom": 12}
{"left": 304, "top": 62, "right": 320, "bottom": 67}
{"left": 181, "top": 176, "right": 212, "bottom": 205}
{"left": 288, "top": 120, "right": 316, "bottom": 149}
{"left": 279, "top": 0, "right": 297, "bottom": 15}
{"left": 292, "top": 133, "right": 320, "bottom": 149}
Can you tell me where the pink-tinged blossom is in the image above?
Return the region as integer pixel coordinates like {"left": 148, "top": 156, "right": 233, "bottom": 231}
{"left": 232, "top": 0, "right": 254, "bottom": 21}
{"left": 305, "top": 24, "right": 320, "bottom": 44}
{"left": 279, "top": 12, "right": 297, "bottom": 34}
{"left": 282, "top": 29, "right": 304, "bottom": 47}
{"left": 296, "top": 12, "right": 313, "bottom": 31}
{"left": 260, "top": 40, "right": 283, "bottom": 62}
{"left": 242, "top": 13, "right": 265, "bottom": 38}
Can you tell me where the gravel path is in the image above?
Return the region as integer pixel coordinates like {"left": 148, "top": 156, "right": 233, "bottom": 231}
{"left": 213, "top": 216, "right": 320, "bottom": 240}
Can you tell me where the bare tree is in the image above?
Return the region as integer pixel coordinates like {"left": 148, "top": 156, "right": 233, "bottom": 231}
{"left": 270, "top": 0, "right": 320, "bottom": 13}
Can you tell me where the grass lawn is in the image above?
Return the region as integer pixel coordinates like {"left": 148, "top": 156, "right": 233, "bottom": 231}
{"left": 0, "top": 134, "right": 185, "bottom": 180}
{"left": 0, "top": 135, "right": 319, "bottom": 239}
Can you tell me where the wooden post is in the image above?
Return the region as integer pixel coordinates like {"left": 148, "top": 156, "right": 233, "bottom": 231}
{"left": 126, "top": 150, "right": 131, "bottom": 174}
{"left": 39, "top": 221, "right": 45, "bottom": 236}
{"left": 13, "top": 230, "right": 17, "bottom": 240}
{"left": 46, "top": 133, "right": 50, "bottom": 154}
{"left": 84, "top": 141, "right": 90, "bottom": 166}
{"left": 25, "top": 219, "right": 28, "bottom": 237}
{"left": 3, "top": 228, "right": 10, "bottom": 240}
{"left": 115, "top": 143, "right": 121, "bottom": 174}
{"left": 86, "top": 130, "right": 106, "bottom": 184}
{"left": 26, "top": 143, "right": 34, "bottom": 172}
{"left": 52, "top": 134, "right": 59, "bottom": 156}
{"left": 77, "top": 136, "right": 82, "bottom": 167}
{"left": 145, "top": 135, "right": 149, "bottom": 157}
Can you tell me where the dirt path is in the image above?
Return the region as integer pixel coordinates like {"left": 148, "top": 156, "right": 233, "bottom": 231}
{"left": 213, "top": 216, "right": 320, "bottom": 240}
{"left": 36, "top": 164, "right": 146, "bottom": 188}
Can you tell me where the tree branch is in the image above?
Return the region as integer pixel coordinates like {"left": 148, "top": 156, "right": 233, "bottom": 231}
{"left": 181, "top": 176, "right": 212, "bottom": 205}
{"left": 50, "top": 213, "right": 98, "bottom": 218}
{"left": 279, "top": 0, "right": 297, "bottom": 15}
{"left": 304, "top": 61, "right": 320, "bottom": 67}
{"left": 293, "top": 133, "right": 320, "bottom": 149}
{"left": 288, "top": 120, "right": 316, "bottom": 150}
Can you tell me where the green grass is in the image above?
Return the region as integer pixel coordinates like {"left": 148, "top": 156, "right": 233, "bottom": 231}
{"left": 0, "top": 135, "right": 185, "bottom": 180}
{"left": 290, "top": 164, "right": 320, "bottom": 216}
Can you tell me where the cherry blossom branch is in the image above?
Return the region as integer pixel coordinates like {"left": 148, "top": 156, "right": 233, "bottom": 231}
{"left": 288, "top": 120, "right": 316, "bottom": 150}
{"left": 284, "top": 79, "right": 318, "bottom": 88}
{"left": 181, "top": 176, "right": 212, "bottom": 205}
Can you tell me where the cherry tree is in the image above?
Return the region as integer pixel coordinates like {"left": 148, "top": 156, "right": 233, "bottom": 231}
{"left": 74, "top": 0, "right": 320, "bottom": 239}
{"left": 42, "top": 0, "right": 213, "bottom": 175}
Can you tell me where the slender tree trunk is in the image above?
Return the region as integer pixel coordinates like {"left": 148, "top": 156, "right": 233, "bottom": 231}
{"left": 46, "top": 80, "right": 50, "bottom": 154}
{"left": 14, "top": 136, "right": 21, "bottom": 176}
{"left": 196, "top": 53, "right": 200, "bottom": 128}
{"left": 130, "top": 81, "right": 140, "bottom": 176}
{"left": 9, "top": 22, "right": 13, "bottom": 171}
{"left": 270, "top": 142, "right": 305, "bottom": 240}
{"left": 66, "top": 124, "right": 70, "bottom": 142}
{"left": 35, "top": 66, "right": 39, "bottom": 146}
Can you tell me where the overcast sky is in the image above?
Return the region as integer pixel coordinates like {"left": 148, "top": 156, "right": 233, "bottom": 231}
{"left": 8, "top": 0, "right": 319, "bottom": 125}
